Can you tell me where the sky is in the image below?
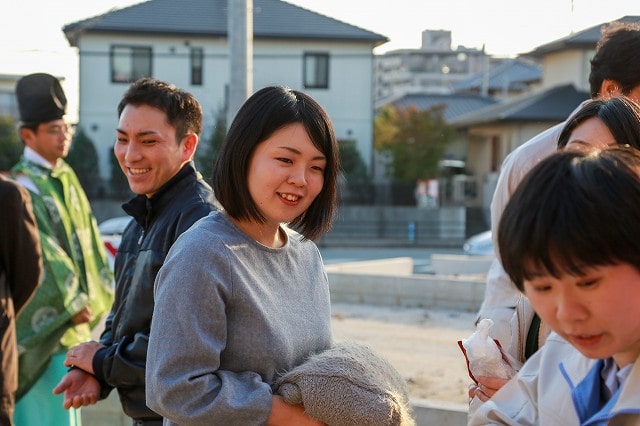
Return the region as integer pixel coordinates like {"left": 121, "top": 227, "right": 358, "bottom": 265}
{"left": 2, "top": 0, "right": 640, "bottom": 119}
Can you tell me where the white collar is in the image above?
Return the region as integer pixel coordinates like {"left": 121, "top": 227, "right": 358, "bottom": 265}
{"left": 24, "top": 146, "right": 59, "bottom": 169}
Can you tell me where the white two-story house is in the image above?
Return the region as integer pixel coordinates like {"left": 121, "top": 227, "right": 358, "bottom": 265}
{"left": 63, "top": 0, "right": 387, "bottom": 190}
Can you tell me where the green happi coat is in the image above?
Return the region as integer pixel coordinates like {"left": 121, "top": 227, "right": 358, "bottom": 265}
{"left": 12, "top": 155, "right": 114, "bottom": 398}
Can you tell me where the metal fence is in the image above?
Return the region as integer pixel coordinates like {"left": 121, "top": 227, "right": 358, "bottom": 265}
{"left": 318, "top": 205, "right": 467, "bottom": 248}
{"left": 339, "top": 176, "right": 482, "bottom": 207}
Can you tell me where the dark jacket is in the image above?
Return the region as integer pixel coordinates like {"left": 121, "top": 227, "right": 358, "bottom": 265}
{"left": 0, "top": 176, "right": 42, "bottom": 424}
{"left": 92, "top": 163, "right": 216, "bottom": 420}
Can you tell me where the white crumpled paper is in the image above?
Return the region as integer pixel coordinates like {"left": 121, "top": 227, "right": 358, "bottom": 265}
{"left": 458, "top": 318, "right": 517, "bottom": 417}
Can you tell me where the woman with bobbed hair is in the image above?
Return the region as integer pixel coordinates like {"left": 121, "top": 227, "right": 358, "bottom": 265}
{"left": 146, "top": 86, "right": 339, "bottom": 425}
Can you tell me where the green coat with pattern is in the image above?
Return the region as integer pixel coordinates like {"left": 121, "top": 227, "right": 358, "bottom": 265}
{"left": 12, "top": 157, "right": 114, "bottom": 398}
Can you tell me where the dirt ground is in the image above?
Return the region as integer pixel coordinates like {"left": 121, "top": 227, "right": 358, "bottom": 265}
{"left": 330, "top": 302, "right": 477, "bottom": 405}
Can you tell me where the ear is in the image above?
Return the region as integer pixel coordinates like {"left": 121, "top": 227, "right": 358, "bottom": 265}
{"left": 181, "top": 133, "right": 199, "bottom": 161}
{"left": 600, "top": 80, "right": 621, "bottom": 98}
{"left": 19, "top": 127, "right": 35, "bottom": 145}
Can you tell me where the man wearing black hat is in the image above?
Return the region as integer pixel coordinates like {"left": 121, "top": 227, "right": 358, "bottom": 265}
{"left": 10, "top": 72, "right": 114, "bottom": 426}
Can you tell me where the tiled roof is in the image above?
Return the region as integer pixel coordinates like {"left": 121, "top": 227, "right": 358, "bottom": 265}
{"left": 527, "top": 16, "right": 640, "bottom": 57}
{"left": 453, "top": 58, "right": 541, "bottom": 92}
{"left": 449, "top": 84, "right": 589, "bottom": 127}
{"left": 389, "top": 93, "right": 498, "bottom": 123}
{"left": 63, "top": 0, "right": 388, "bottom": 46}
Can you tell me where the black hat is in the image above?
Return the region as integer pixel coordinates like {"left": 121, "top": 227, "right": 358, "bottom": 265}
{"left": 16, "top": 73, "right": 67, "bottom": 124}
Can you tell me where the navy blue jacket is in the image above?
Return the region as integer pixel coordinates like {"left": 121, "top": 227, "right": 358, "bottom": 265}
{"left": 93, "top": 162, "right": 216, "bottom": 420}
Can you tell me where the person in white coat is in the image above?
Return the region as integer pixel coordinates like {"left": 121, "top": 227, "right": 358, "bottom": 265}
{"left": 473, "top": 21, "right": 640, "bottom": 400}
{"left": 470, "top": 146, "right": 640, "bottom": 425}
{"left": 478, "top": 21, "right": 640, "bottom": 364}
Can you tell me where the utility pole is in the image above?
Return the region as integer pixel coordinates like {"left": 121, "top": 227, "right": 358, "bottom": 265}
{"left": 480, "top": 44, "right": 489, "bottom": 98}
{"left": 227, "top": 0, "right": 253, "bottom": 126}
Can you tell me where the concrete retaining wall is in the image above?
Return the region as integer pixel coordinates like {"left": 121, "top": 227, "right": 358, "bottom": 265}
{"left": 324, "top": 257, "right": 414, "bottom": 276}
{"left": 431, "top": 254, "right": 494, "bottom": 275}
{"left": 327, "top": 268, "right": 486, "bottom": 312}
{"left": 411, "top": 399, "right": 468, "bottom": 426}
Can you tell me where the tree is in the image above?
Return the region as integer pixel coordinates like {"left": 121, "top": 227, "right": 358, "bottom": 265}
{"left": 66, "top": 126, "right": 101, "bottom": 197}
{"left": 338, "top": 139, "right": 371, "bottom": 184}
{"left": 0, "top": 116, "right": 22, "bottom": 171}
{"left": 374, "top": 104, "right": 455, "bottom": 184}
{"left": 337, "top": 139, "right": 373, "bottom": 204}
{"left": 109, "top": 146, "right": 131, "bottom": 198}
{"left": 196, "top": 107, "right": 226, "bottom": 185}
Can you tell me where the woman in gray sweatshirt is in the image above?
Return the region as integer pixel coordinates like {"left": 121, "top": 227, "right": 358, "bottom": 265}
{"left": 146, "top": 86, "right": 340, "bottom": 426}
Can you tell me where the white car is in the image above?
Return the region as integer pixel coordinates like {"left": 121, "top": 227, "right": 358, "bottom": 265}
{"left": 98, "top": 216, "right": 131, "bottom": 270}
{"left": 462, "top": 230, "right": 494, "bottom": 256}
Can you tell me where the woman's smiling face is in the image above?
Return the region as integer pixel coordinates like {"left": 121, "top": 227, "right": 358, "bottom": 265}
{"left": 246, "top": 122, "right": 326, "bottom": 229}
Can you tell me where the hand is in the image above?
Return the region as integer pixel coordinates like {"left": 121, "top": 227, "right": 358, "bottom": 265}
{"left": 64, "top": 341, "right": 105, "bottom": 374}
{"left": 71, "top": 306, "right": 94, "bottom": 325}
{"left": 53, "top": 368, "right": 101, "bottom": 409}
{"left": 267, "top": 395, "right": 326, "bottom": 426}
{"left": 468, "top": 376, "right": 509, "bottom": 402}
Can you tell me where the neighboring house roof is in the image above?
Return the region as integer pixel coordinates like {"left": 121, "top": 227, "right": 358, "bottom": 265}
{"left": 449, "top": 84, "right": 589, "bottom": 127}
{"left": 388, "top": 93, "right": 498, "bottom": 123}
{"left": 527, "top": 15, "right": 640, "bottom": 57}
{"left": 453, "top": 58, "right": 541, "bottom": 93}
{"left": 63, "top": 0, "right": 388, "bottom": 46}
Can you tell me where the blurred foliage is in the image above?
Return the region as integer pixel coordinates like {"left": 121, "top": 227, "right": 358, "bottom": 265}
{"left": 0, "top": 116, "right": 22, "bottom": 171}
{"left": 66, "top": 126, "right": 101, "bottom": 197}
{"left": 374, "top": 104, "right": 455, "bottom": 184}
{"left": 338, "top": 139, "right": 371, "bottom": 185}
{"left": 108, "top": 145, "right": 131, "bottom": 198}
{"left": 196, "top": 107, "right": 226, "bottom": 185}
{"left": 337, "top": 139, "right": 374, "bottom": 205}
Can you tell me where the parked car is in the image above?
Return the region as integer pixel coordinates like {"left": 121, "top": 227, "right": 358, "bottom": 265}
{"left": 462, "top": 230, "right": 494, "bottom": 256}
{"left": 98, "top": 216, "right": 131, "bottom": 270}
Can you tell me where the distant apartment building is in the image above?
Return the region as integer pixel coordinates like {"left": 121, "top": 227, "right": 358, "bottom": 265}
{"left": 374, "top": 30, "right": 490, "bottom": 105}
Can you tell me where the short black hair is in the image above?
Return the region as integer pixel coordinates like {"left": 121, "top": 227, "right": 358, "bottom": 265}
{"left": 212, "top": 86, "right": 340, "bottom": 241}
{"left": 117, "top": 77, "right": 203, "bottom": 142}
{"left": 589, "top": 22, "right": 640, "bottom": 98}
{"left": 499, "top": 146, "right": 640, "bottom": 291}
{"left": 557, "top": 97, "right": 640, "bottom": 150}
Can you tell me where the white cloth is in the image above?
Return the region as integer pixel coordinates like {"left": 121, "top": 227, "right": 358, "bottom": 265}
{"left": 14, "top": 147, "right": 54, "bottom": 193}
{"left": 478, "top": 101, "right": 586, "bottom": 362}
{"left": 477, "top": 123, "right": 563, "bottom": 360}
{"left": 469, "top": 333, "right": 640, "bottom": 426}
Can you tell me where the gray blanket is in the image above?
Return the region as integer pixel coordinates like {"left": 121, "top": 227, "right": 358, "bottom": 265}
{"left": 274, "top": 341, "right": 415, "bottom": 426}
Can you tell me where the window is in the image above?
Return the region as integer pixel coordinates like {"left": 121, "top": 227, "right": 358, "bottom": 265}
{"left": 191, "top": 47, "right": 204, "bottom": 86}
{"left": 303, "top": 53, "right": 329, "bottom": 89}
{"left": 111, "top": 45, "right": 152, "bottom": 83}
